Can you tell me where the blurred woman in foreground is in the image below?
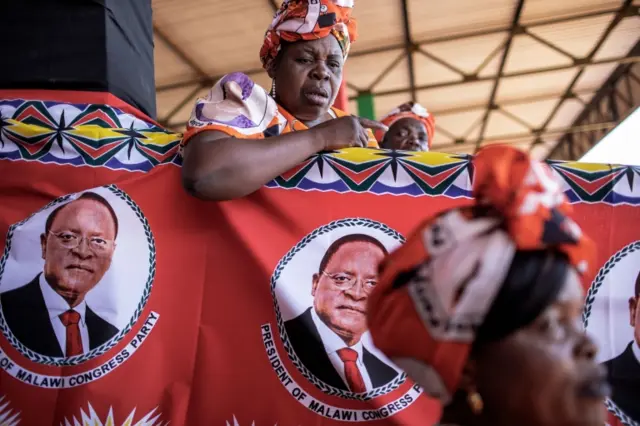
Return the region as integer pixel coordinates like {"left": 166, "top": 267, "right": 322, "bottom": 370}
{"left": 376, "top": 102, "right": 435, "bottom": 152}
{"left": 368, "top": 145, "right": 609, "bottom": 426}
{"left": 181, "top": 0, "right": 385, "bottom": 201}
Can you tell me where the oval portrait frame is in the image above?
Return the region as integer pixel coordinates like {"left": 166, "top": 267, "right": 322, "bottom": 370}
{"left": 270, "top": 217, "right": 407, "bottom": 401}
{"left": 0, "top": 184, "right": 156, "bottom": 367}
{"left": 583, "top": 240, "right": 640, "bottom": 426}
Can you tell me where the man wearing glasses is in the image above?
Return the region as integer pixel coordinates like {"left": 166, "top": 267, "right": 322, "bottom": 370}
{"left": 603, "top": 270, "right": 640, "bottom": 422}
{"left": 1, "top": 192, "right": 119, "bottom": 358}
{"left": 284, "top": 234, "right": 398, "bottom": 393}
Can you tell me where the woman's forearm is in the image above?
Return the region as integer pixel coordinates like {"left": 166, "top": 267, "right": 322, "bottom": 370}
{"left": 182, "top": 130, "right": 325, "bottom": 201}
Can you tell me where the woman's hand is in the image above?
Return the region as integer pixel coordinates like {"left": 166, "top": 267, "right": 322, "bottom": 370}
{"left": 311, "top": 116, "right": 388, "bottom": 151}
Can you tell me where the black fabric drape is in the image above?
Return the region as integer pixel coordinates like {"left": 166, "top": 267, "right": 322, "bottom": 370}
{"left": 0, "top": 0, "right": 156, "bottom": 119}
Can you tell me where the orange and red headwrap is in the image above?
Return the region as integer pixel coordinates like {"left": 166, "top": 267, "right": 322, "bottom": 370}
{"left": 375, "top": 102, "right": 436, "bottom": 148}
{"left": 259, "top": 0, "right": 358, "bottom": 72}
{"left": 367, "top": 145, "right": 595, "bottom": 404}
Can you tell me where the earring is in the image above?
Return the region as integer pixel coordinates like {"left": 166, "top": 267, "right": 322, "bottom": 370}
{"left": 270, "top": 79, "right": 276, "bottom": 98}
{"left": 467, "top": 390, "right": 484, "bottom": 415}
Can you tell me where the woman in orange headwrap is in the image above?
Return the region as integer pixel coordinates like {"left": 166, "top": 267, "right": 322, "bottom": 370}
{"left": 368, "top": 145, "right": 608, "bottom": 426}
{"left": 376, "top": 102, "right": 435, "bottom": 152}
{"left": 181, "top": 0, "right": 385, "bottom": 201}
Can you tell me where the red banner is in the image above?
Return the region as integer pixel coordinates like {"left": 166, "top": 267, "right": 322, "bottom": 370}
{"left": 0, "top": 93, "right": 639, "bottom": 425}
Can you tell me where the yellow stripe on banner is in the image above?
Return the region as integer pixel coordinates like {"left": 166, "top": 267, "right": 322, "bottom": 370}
{"left": 561, "top": 162, "right": 619, "bottom": 173}
{"left": 138, "top": 131, "right": 183, "bottom": 147}
{"left": 66, "top": 126, "right": 131, "bottom": 140}
{"left": 8, "top": 121, "right": 182, "bottom": 148}
{"left": 4, "top": 120, "right": 53, "bottom": 138}
{"left": 401, "top": 151, "right": 466, "bottom": 166}
{"left": 331, "top": 147, "right": 386, "bottom": 164}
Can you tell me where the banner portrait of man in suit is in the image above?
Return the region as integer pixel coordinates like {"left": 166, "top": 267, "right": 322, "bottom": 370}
{"left": 284, "top": 233, "right": 399, "bottom": 393}
{"left": 0, "top": 192, "right": 119, "bottom": 358}
{"left": 603, "top": 269, "right": 640, "bottom": 422}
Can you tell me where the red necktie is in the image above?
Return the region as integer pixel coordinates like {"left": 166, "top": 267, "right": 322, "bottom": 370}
{"left": 59, "top": 310, "right": 83, "bottom": 357}
{"left": 337, "top": 348, "right": 366, "bottom": 393}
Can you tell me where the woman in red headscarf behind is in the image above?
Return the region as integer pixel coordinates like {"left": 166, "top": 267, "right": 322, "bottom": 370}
{"left": 376, "top": 102, "right": 435, "bottom": 152}
{"left": 181, "top": 0, "right": 385, "bottom": 201}
{"left": 368, "top": 145, "right": 610, "bottom": 426}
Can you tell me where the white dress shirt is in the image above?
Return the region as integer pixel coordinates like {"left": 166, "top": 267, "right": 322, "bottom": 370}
{"left": 310, "top": 307, "right": 373, "bottom": 391}
{"left": 632, "top": 340, "right": 640, "bottom": 364}
{"left": 39, "top": 274, "right": 90, "bottom": 356}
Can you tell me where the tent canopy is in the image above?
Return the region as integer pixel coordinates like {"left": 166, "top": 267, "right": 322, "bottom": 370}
{"left": 153, "top": 0, "right": 640, "bottom": 159}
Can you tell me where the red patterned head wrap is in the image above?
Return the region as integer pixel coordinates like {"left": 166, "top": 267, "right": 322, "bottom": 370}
{"left": 260, "top": 0, "right": 358, "bottom": 72}
{"left": 375, "top": 102, "right": 436, "bottom": 148}
{"left": 367, "top": 145, "right": 595, "bottom": 404}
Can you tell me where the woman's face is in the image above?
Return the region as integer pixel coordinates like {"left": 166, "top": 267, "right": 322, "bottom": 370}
{"left": 271, "top": 36, "right": 343, "bottom": 123}
{"left": 383, "top": 117, "right": 429, "bottom": 151}
{"left": 472, "top": 271, "right": 608, "bottom": 426}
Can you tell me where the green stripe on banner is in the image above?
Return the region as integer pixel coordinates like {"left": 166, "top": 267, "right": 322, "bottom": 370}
{"left": 357, "top": 92, "right": 375, "bottom": 120}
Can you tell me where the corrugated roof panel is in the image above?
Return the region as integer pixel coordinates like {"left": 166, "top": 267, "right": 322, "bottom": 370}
{"left": 373, "top": 92, "right": 413, "bottom": 119}
{"left": 153, "top": 0, "right": 274, "bottom": 75}
{"left": 431, "top": 129, "right": 455, "bottom": 146}
{"left": 345, "top": 50, "right": 405, "bottom": 90}
{"left": 412, "top": 52, "right": 464, "bottom": 87}
{"left": 465, "top": 120, "right": 483, "bottom": 143}
{"left": 156, "top": 85, "right": 201, "bottom": 121}
{"left": 154, "top": 37, "right": 199, "bottom": 87}
{"left": 576, "top": 91, "right": 596, "bottom": 104}
{"left": 374, "top": 58, "right": 410, "bottom": 92}
{"left": 501, "top": 98, "right": 562, "bottom": 129}
{"left": 408, "top": 0, "right": 513, "bottom": 42}
{"left": 346, "top": 85, "right": 359, "bottom": 98}
{"left": 417, "top": 80, "right": 494, "bottom": 111}
{"left": 504, "top": 34, "right": 573, "bottom": 74}
{"left": 546, "top": 99, "right": 584, "bottom": 130}
{"left": 350, "top": 0, "right": 404, "bottom": 53}
{"left": 484, "top": 110, "right": 531, "bottom": 139}
{"left": 496, "top": 68, "right": 579, "bottom": 103}
{"left": 526, "top": 14, "right": 612, "bottom": 59}
{"left": 423, "top": 33, "right": 508, "bottom": 76}
{"left": 529, "top": 138, "right": 558, "bottom": 159}
{"left": 574, "top": 62, "right": 619, "bottom": 91}
{"left": 520, "top": 0, "right": 621, "bottom": 25}
{"left": 164, "top": 86, "right": 211, "bottom": 127}
{"left": 478, "top": 50, "right": 505, "bottom": 78}
{"left": 251, "top": 72, "right": 273, "bottom": 92}
{"left": 593, "top": 16, "right": 640, "bottom": 60}
{"left": 434, "top": 109, "right": 485, "bottom": 139}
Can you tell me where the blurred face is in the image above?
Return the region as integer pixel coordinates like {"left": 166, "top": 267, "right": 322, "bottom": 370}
{"left": 312, "top": 241, "right": 385, "bottom": 346}
{"left": 470, "top": 270, "right": 607, "bottom": 426}
{"left": 383, "top": 117, "right": 429, "bottom": 151}
{"left": 271, "top": 36, "right": 343, "bottom": 125}
{"left": 41, "top": 199, "right": 117, "bottom": 307}
{"left": 629, "top": 293, "right": 640, "bottom": 346}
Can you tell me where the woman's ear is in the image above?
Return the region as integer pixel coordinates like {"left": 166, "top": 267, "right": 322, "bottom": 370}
{"left": 267, "top": 65, "right": 276, "bottom": 79}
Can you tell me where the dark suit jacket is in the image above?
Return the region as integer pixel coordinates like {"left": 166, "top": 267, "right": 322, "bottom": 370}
{"left": 604, "top": 342, "right": 640, "bottom": 421}
{"left": 0, "top": 274, "right": 118, "bottom": 358}
{"left": 284, "top": 307, "right": 398, "bottom": 391}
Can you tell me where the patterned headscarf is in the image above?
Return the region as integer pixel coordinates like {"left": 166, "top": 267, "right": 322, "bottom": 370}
{"left": 367, "top": 145, "right": 595, "bottom": 404}
{"left": 260, "top": 0, "right": 358, "bottom": 72}
{"left": 376, "top": 102, "right": 436, "bottom": 148}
